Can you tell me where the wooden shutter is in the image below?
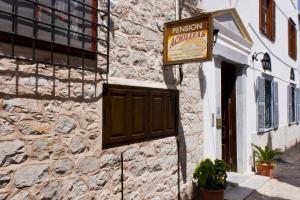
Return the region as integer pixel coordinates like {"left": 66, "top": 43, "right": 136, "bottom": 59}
{"left": 297, "top": 88, "right": 300, "bottom": 122}
{"left": 149, "top": 89, "right": 165, "bottom": 137}
{"left": 165, "top": 90, "right": 179, "bottom": 135}
{"left": 272, "top": 81, "right": 279, "bottom": 128}
{"left": 257, "top": 77, "right": 265, "bottom": 132}
{"left": 103, "top": 87, "right": 129, "bottom": 147}
{"left": 288, "top": 18, "right": 297, "bottom": 60}
{"left": 103, "top": 84, "right": 179, "bottom": 148}
{"left": 128, "top": 89, "right": 148, "bottom": 141}
{"left": 259, "top": 0, "right": 267, "bottom": 33}
{"left": 288, "top": 86, "right": 292, "bottom": 124}
{"left": 270, "top": 0, "right": 276, "bottom": 41}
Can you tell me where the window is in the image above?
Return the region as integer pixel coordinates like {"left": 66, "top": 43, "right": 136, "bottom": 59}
{"left": 265, "top": 79, "right": 272, "bottom": 128}
{"left": 288, "top": 18, "right": 297, "bottom": 60}
{"left": 0, "top": 0, "right": 99, "bottom": 58}
{"left": 257, "top": 77, "right": 278, "bottom": 132}
{"left": 259, "top": 0, "right": 276, "bottom": 41}
{"left": 288, "top": 85, "right": 300, "bottom": 124}
{"left": 103, "top": 84, "right": 179, "bottom": 148}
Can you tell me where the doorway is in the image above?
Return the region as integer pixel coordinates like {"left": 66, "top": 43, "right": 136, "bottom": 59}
{"left": 221, "top": 62, "right": 237, "bottom": 172}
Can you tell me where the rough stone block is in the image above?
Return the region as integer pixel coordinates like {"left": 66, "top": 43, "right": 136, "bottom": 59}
{"left": 52, "top": 158, "right": 73, "bottom": 176}
{"left": 38, "top": 180, "right": 64, "bottom": 200}
{"left": 55, "top": 115, "right": 77, "bottom": 134}
{"left": 15, "top": 164, "right": 48, "bottom": 188}
{"left": 69, "top": 135, "right": 86, "bottom": 154}
{"left": 10, "top": 190, "right": 32, "bottom": 200}
{"left": 76, "top": 157, "right": 99, "bottom": 175}
{"left": 0, "top": 140, "right": 27, "bottom": 167}
{"left": 87, "top": 170, "right": 109, "bottom": 190}
{"left": 66, "top": 178, "right": 88, "bottom": 200}
{"left": 0, "top": 171, "right": 11, "bottom": 190}
{"left": 0, "top": 119, "right": 14, "bottom": 136}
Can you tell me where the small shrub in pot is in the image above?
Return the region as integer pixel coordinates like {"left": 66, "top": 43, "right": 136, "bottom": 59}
{"left": 193, "top": 159, "right": 228, "bottom": 200}
{"left": 252, "top": 144, "right": 282, "bottom": 177}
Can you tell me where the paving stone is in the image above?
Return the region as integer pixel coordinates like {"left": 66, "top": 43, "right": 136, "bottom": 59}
{"left": 0, "top": 140, "right": 27, "bottom": 167}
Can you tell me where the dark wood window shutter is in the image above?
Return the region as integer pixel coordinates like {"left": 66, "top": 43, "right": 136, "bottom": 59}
{"left": 103, "top": 87, "right": 129, "bottom": 146}
{"left": 103, "top": 84, "right": 179, "bottom": 148}
{"left": 259, "top": 0, "right": 267, "bottom": 33}
{"left": 149, "top": 89, "right": 166, "bottom": 138}
{"left": 288, "top": 18, "right": 297, "bottom": 60}
{"left": 259, "top": 0, "right": 276, "bottom": 41}
{"left": 129, "top": 89, "right": 148, "bottom": 141}
{"left": 271, "top": 0, "right": 276, "bottom": 41}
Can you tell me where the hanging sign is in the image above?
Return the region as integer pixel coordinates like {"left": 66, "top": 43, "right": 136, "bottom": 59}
{"left": 163, "top": 14, "right": 213, "bottom": 65}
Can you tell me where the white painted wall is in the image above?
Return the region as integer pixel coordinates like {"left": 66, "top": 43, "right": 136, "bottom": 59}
{"left": 200, "top": 0, "right": 300, "bottom": 173}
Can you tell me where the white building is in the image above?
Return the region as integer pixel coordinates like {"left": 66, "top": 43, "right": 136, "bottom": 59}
{"left": 201, "top": 0, "right": 300, "bottom": 173}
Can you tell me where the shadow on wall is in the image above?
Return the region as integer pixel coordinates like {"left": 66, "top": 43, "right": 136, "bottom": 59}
{"left": 0, "top": 57, "right": 105, "bottom": 103}
{"left": 198, "top": 66, "right": 206, "bottom": 99}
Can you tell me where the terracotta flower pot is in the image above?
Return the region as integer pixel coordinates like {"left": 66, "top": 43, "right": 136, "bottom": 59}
{"left": 256, "top": 163, "right": 273, "bottom": 177}
{"left": 202, "top": 189, "right": 224, "bottom": 200}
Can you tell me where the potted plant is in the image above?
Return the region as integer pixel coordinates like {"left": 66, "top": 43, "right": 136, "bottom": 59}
{"left": 252, "top": 144, "right": 282, "bottom": 177}
{"left": 193, "top": 159, "right": 228, "bottom": 200}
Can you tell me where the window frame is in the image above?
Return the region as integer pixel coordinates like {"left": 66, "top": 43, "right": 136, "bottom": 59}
{"left": 288, "top": 84, "right": 299, "bottom": 124}
{"left": 257, "top": 76, "right": 279, "bottom": 133}
{"left": 288, "top": 18, "right": 297, "bottom": 60}
{"left": 0, "top": 0, "right": 99, "bottom": 58}
{"left": 259, "top": 0, "right": 276, "bottom": 41}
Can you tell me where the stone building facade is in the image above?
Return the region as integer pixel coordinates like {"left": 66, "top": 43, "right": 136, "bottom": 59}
{"left": 0, "top": 0, "right": 204, "bottom": 199}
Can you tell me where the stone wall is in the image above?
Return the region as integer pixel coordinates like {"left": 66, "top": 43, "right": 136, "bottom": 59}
{"left": 0, "top": 0, "right": 204, "bottom": 199}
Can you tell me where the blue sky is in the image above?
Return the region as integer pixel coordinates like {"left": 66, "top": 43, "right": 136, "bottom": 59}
{"left": 298, "top": 0, "right": 300, "bottom": 10}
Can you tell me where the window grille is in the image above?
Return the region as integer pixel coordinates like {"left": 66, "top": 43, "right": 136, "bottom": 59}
{"left": 0, "top": 0, "right": 110, "bottom": 74}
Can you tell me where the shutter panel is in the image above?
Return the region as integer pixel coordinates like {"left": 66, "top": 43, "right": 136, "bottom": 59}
{"left": 288, "top": 20, "right": 292, "bottom": 57}
{"left": 129, "top": 89, "right": 148, "bottom": 140}
{"left": 297, "top": 88, "right": 300, "bottom": 122}
{"left": 103, "top": 87, "right": 129, "bottom": 147}
{"left": 257, "top": 77, "right": 265, "bottom": 132}
{"left": 259, "top": 0, "right": 264, "bottom": 32}
{"left": 149, "top": 89, "right": 165, "bottom": 138}
{"left": 288, "top": 86, "right": 292, "bottom": 124}
{"left": 272, "top": 81, "right": 279, "bottom": 129}
{"left": 271, "top": 0, "right": 276, "bottom": 40}
{"left": 165, "top": 90, "right": 179, "bottom": 135}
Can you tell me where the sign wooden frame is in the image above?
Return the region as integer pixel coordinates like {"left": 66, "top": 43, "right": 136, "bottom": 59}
{"left": 163, "top": 14, "right": 213, "bottom": 65}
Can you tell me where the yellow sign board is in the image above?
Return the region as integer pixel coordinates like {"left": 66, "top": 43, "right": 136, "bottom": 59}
{"left": 163, "top": 14, "right": 213, "bottom": 65}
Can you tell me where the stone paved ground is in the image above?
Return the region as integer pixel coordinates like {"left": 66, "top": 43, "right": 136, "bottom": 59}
{"left": 246, "top": 145, "right": 300, "bottom": 200}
